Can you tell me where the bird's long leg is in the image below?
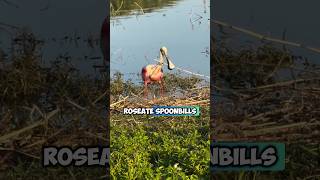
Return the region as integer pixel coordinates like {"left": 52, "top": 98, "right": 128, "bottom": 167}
{"left": 144, "top": 82, "right": 148, "bottom": 98}
{"left": 159, "top": 81, "right": 164, "bottom": 97}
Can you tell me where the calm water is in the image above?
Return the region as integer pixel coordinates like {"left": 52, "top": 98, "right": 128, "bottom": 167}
{"left": 213, "top": 0, "right": 320, "bottom": 63}
{"left": 0, "top": 0, "right": 106, "bottom": 75}
{"left": 111, "top": 0, "right": 210, "bottom": 81}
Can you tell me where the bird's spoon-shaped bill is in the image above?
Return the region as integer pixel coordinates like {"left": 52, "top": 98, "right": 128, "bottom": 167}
{"left": 166, "top": 57, "right": 175, "bottom": 70}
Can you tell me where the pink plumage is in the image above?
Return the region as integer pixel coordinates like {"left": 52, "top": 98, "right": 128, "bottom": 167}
{"left": 141, "top": 47, "right": 175, "bottom": 98}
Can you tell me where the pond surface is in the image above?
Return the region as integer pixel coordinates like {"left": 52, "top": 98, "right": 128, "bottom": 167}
{"left": 213, "top": 0, "right": 320, "bottom": 64}
{"left": 111, "top": 0, "right": 210, "bottom": 82}
{"left": 0, "top": 0, "right": 106, "bottom": 75}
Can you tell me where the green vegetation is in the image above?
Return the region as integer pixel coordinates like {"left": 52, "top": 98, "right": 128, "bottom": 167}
{"left": 110, "top": 72, "right": 210, "bottom": 179}
{"left": 111, "top": 0, "right": 179, "bottom": 17}
{"left": 110, "top": 112, "right": 210, "bottom": 179}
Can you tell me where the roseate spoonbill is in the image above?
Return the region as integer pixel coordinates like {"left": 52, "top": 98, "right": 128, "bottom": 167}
{"left": 100, "top": 17, "right": 109, "bottom": 70}
{"left": 141, "top": 47, "right": 175, "bottom": 97}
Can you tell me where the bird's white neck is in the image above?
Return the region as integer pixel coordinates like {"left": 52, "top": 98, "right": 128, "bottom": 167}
{"left": 159, "top": 51, "right": 164, "bottom": 65}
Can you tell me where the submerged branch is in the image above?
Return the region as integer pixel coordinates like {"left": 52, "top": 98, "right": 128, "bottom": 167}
{"left": 212, "top": 19, "right": 320, "bottom": 54}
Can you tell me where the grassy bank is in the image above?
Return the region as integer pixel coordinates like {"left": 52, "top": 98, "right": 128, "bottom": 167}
{"left": 0, "top": 31, "right": 107, "bottom": 178}
{"left": 110, "top": 72, "right": 210, "bottom": 179}
{"left": 110, "top": 112, "right": 209, "bottom": 179}
{"left": 0, "top": 32, "right": 210, "bottom": 179}
{"left": 211, "top": 40, "right": 320, "bottom": 179}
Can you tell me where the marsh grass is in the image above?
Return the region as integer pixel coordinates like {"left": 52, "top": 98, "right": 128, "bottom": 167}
{"left": 0, "top": 32, "right": 108, "bottom": 178}
{"left": 212, "top": 39, "right": 320, "bottom": 179}
{"left": 110, "top": 0, "right": 178, "bottom": 17}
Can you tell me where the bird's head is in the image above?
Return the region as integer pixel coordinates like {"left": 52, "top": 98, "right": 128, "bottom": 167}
{"left": 160, "top": 47, "right": 168, "bottom": 55}
{"left": 160, "top": 46, "right": 175, "bottom": 70}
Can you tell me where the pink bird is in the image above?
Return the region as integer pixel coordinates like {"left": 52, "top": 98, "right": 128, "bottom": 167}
{"left": 141, "top": 47, "right": 175, "bottom": 97}
{"left": 100, "top": 17, "right": 109, "bottom": 70}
